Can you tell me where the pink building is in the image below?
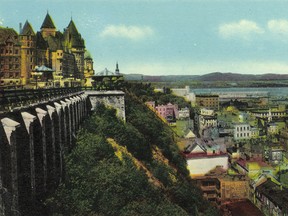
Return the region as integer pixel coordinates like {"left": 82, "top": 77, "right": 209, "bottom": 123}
{"left": 155, "top": 103, "right": 178, "bottom": 121}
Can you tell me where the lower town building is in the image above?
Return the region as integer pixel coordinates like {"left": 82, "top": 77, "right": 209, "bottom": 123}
{"left": 254, "top": 178, "right": 288, "bottom": 216}
{"left": 195, "top": 94, "right": 219, "bottom": 110}
{"left": 195, "top": 171, "right": 249, "bottom": 206}
{"left": 183, "top": 138, "right": 228, "bottom": 177}
{"left": 154, "top": 103, "right": 178, "bottom": 123}
{"left": 178, "top": 107, "right": 190, "bottom": 119}
{"left": 218, "top": 175, "right": 249, "bottom": 203}
{"left": 234, "top": 123, "right": 251, "bottom": 140}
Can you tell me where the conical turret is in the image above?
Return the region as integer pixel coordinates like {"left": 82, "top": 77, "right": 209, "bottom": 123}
{"left": 41, "top": 12, "right": 56, "bottom": 38}
{"left": 20, "top": 20, "right": 35, "bottom": 36}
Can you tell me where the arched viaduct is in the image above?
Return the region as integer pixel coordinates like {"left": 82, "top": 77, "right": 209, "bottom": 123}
{"left": 0, "top": 88, "right": 125, "bottom": 215}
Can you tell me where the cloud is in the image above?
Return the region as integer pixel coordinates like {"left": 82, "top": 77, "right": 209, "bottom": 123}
{"left": 267, "top": 19, "right": 288, "bottom": 39}
{"left": 100, "top": 25, "right": 154, "bottom": 40}
{"left": 219, "top": 20, "right": 264, "bottom": 40}
{"left": 0, "top": 18, "right": 4, "bottom": 26}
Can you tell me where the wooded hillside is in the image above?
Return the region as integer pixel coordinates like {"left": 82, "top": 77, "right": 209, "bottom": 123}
{"left": 45, "top": 83, "right": 219, "bottom": 215}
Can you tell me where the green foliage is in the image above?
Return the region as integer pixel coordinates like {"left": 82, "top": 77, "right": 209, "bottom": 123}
{"left": 45, "top": 82, "right": 219, "bottom": 215}
{"left": 46, "top": 130, "right": 190, "bottom": 215}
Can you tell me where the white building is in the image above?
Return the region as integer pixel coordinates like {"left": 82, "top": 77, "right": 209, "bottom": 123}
{"left": 200, "top": 108, "right": 215, "bottom": 116}
{"left": 171, "top": 86, "right": 195, "bottom": 102}
{"left": 234, "top": 123, "right": 251, "bottom": 140}
{"left": 183, "top": 139, "right": 228, "bottom": 177}
{"left": 178, "top": 107, "right": 190, "bottom": 119}
{"left": 198, "top": 108, "right": 217, "bottom": 130}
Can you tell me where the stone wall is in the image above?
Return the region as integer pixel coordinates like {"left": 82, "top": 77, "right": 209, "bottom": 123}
{"left": 0, "top": 92, "right": 88, "bottom": 215}
{"left": 87, "top": 90, "right": 126, "bottom": 121}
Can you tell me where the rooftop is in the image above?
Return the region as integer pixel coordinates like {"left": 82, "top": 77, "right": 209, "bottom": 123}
{"left": 256, "top": 179, "right": 288, "bottom": 211}
{"left": 221, "top": 199, "right": 263, "bottom": 216}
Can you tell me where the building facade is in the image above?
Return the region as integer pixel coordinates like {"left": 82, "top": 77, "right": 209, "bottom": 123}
{"left": 234, "top": 123, "right": 251, "bottom": 140}
{"left": 195, "top": 94, "right": 219, "bottom": 110}
{"left": 0, "top": 12, "right": 92, "bottom": 88}
{"left": 0, "top": 27, "right": 22, "bottom": 87}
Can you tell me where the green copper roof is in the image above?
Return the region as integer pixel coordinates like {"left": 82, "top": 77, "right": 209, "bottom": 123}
{"left": 41, "top": 13, "right": 56, "bottom": 29}
{"left": 20, "top": 20, "right": 35, "bottom": 35}
{"left": 84, "top": 50, "right": 92, "bottom": 59}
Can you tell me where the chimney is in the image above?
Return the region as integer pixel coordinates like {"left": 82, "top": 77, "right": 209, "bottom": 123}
{"left": 19, "top": 22, "right": 22, "bottom": 34}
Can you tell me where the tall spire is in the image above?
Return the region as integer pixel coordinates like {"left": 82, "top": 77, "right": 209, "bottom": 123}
{"left": 115, "top": 62, "right": 120, "bottom": 75}
{"left": 41, "top": 12, "right": 56, "bottom": 29}
{"left": 20, "top": 20, "right": 35, "bottom": 35}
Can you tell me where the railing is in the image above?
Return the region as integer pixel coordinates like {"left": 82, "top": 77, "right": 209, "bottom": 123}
{"left": 0, "top": 87, "right": 83, "bottom": 113}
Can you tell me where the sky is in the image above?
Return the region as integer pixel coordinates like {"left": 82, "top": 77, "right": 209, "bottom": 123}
{"left": 1, "top": 0, "right": 288, "bottom": 76}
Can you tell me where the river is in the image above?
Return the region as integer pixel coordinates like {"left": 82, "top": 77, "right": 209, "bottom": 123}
{"left": 191, "top": 87, "right": 288, "bottom": 97}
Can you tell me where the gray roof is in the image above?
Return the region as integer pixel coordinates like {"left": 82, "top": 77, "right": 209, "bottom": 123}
{"left": 34, "top": 65, "right": 54, "bottom": 72}
{"left": 94, "top": 68, "right": 116, "bottom": 76}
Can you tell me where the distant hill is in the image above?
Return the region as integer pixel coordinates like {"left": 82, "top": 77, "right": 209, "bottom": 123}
{"left": 194, "top": 72, "right": 288, "bottom": 81}
{"left": 124, "top": 72, "right": 288, "bottom": 82}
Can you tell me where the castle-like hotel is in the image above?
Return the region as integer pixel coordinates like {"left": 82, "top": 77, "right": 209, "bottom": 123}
{"left": 0, "top": 13, "right": 95, "bottom": 88}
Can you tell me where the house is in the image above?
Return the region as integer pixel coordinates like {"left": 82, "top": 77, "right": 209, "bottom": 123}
{"left": 268, "top": 144, "right": 284, "bottom": 165}
{"left": 255, "top": 179, "right": 288, "bottom": 216}
{"left": 234, "top": 123, "right": 251, "bottom": 140}
{"left": 155, "top": 103, "right": 178, "bottom": 122}
{"left": 183, "top": 138, "right": 228, "bottom": 177}
{"left": 195, "top": 169, "right": 249, "bottom": 205}
{"left": 267, "top": 122, "right": 279, "bottom": 135}
{"left": 185, "top": 130, "right": 196, "bottom": 139}
{"left": 218, "top": 175, "right": 249, "bottom": 203}
{"left": 235, "top": 159, "right": 273, "bottom": 179}
{"left": 178, "top": 107, "right": 190, "bottom": 119}
{"left": 197, "top": 108, "right": 217, "bottom": 132}
{"left": 195, "top": 94, "right": 219, "bottom": 110}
